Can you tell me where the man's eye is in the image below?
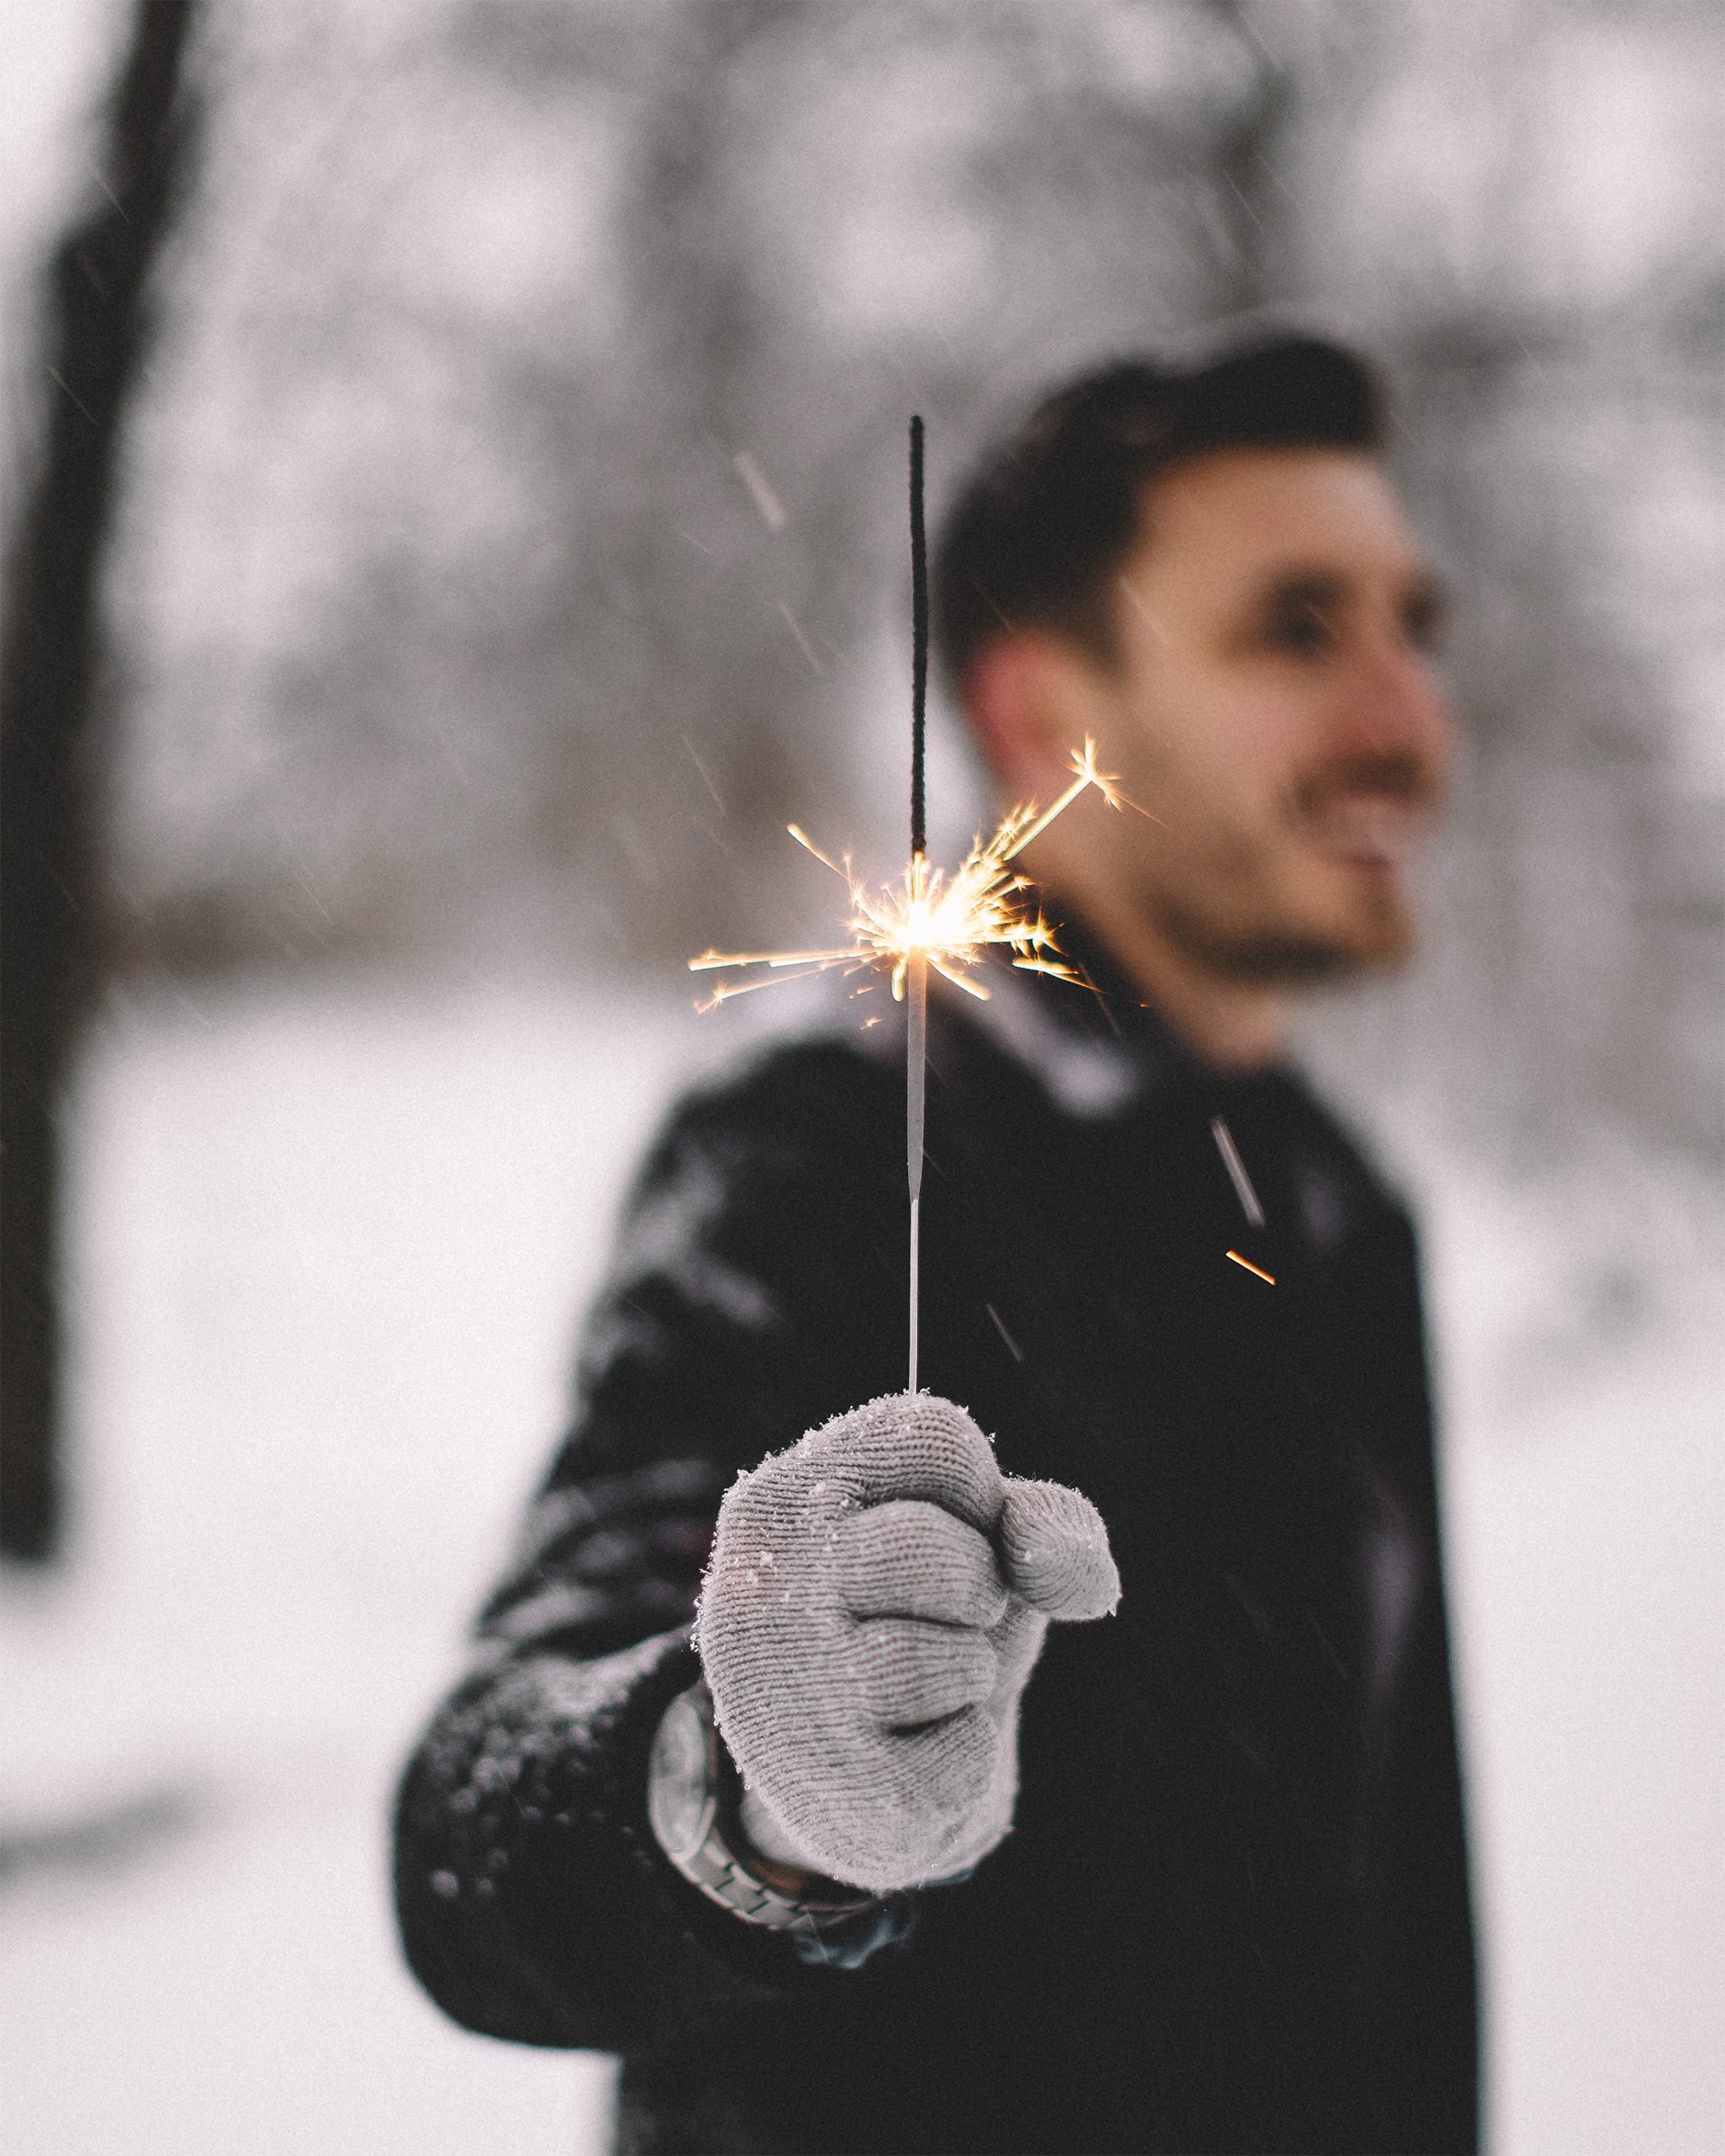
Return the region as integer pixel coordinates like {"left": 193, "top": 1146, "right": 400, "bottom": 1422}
{"left": 1262, "top": 606, "right": 1335, "bottom": 657}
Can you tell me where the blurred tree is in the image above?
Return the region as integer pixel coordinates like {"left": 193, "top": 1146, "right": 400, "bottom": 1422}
{"left": 0, "top": 0, "right": 200, "bottom": 1560}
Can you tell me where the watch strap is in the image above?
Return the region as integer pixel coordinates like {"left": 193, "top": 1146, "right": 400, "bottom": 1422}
{"left": 649, "top": 1681, "right": 878, "bottom": 1932}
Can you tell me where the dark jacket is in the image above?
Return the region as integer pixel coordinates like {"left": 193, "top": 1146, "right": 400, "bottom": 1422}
{"left": 394, "top": 946, "right": 1479, "bottom": 2155}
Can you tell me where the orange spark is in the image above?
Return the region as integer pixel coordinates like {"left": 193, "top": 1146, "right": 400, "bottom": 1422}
{"left": 1226, "top": 1251, "right": 1276, "bottom": 1286}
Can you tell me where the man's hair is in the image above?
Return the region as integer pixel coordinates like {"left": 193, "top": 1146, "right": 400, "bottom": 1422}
{"left": 933, "top": 334, "right": 1383, "bottom": 689}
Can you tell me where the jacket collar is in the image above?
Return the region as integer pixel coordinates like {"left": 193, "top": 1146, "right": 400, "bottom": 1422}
{"left": 945, "top": 909, "right": 1297, "bottom": 1123}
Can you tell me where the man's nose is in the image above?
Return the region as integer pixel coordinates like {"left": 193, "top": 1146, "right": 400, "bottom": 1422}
{"left": 1344, "top": 628, "right": 1458, "bottom": 772}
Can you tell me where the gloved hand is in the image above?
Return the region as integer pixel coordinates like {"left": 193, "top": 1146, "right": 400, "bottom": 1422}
{"left": 695, "top": 1391, "right": 1119, "bottom": 1895}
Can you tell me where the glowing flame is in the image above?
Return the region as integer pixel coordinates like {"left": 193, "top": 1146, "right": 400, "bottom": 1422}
{"left": 690, "top": 740, "right": 1134, "bottom": 1010}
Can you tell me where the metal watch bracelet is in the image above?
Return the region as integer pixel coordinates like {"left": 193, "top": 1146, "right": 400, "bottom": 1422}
{"left": 646, "top": 1679, "right": 878, "bottom": 1933}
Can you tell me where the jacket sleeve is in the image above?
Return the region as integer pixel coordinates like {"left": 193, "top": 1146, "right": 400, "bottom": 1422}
{"left": 392, "top": 1038, "right": 911, "bottom": 2050}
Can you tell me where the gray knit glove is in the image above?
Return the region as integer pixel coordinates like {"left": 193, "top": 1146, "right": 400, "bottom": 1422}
{"left": 694, "top": 1391, "right": 1119, "bottom": 1895}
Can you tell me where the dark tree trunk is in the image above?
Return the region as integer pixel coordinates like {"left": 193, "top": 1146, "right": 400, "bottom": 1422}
{"left": 0, "top": 0, "right": 199, "bottom": 1561}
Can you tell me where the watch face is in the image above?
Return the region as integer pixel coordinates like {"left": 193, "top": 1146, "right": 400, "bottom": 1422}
{"left": 648, "top": 1694, "right": 716, "bottom": 1863}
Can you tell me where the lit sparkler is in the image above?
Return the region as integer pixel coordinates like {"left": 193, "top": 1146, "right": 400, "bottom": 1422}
{"left": 691, "top": 418, "right": 1135, "bottom": 1390}
{"left": 687, "top": 736, "right": 1129, "bottom": 1011}
{"left": 690, "top": 731, "right": 1126, "bottom": 1388}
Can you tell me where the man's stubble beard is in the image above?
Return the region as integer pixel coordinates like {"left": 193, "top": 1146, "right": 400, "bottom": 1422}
{"left": 1141, "top": 753, "right": 1436, "bottom": 988}
{"left": 1149, "top": 872, "right": 1418, "bottom": 988}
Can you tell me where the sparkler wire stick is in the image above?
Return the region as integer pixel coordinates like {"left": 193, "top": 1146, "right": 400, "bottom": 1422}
{"left": 910, "top": 415, "right": 927, "bottom": 860}
{"left": 907, "top": 946, "right": 926, "bottom": 1390}
{"left": 688, "top": 437, "right": 1152, "bottom": 1386}
{"left": 907, "top": 415, "right": 928, "bottom": 1391}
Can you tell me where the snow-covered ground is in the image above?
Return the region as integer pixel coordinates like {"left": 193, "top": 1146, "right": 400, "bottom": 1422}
{"left": 1359, "top": 1100, "right": 1725, "bottom": 2156}
{"left": 1, "top": 971, "right": 1720, "bottom": 2155}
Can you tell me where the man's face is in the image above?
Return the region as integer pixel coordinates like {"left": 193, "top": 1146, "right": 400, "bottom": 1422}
{"left": 1073, "top": 447, "right": 1457, "bottom": 983}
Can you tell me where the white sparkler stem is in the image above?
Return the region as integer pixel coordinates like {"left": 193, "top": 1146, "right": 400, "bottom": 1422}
{"left": 906, "top": 950, "right": 927, "bottom": 1392}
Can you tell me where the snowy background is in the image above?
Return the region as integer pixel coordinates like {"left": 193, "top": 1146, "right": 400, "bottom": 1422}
{"left": 3, "top": 5, "right": 1722, "bottom": 2153}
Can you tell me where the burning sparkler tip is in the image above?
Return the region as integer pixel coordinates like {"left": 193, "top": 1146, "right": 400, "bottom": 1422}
{"left": 692, "top": 737, "right": 1151, "bottom": 1014}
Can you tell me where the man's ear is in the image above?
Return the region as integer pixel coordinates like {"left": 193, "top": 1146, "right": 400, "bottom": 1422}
{"left": 960, "top": 633, "right": 1106, "bottom": 799}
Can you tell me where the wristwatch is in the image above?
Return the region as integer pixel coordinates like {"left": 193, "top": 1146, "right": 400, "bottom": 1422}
{"left": 647, "top": 1680, "right": 878, "bottom": 1933}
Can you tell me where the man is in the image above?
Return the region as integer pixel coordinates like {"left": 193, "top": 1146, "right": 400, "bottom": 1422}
{"left": 394, "top": 334, "right": 1478, "bottom": 2155}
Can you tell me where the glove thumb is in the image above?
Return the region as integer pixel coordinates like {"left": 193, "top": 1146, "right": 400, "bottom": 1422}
{"left": 997, "top": 1478, "right": 1120, "bottom": 1621}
